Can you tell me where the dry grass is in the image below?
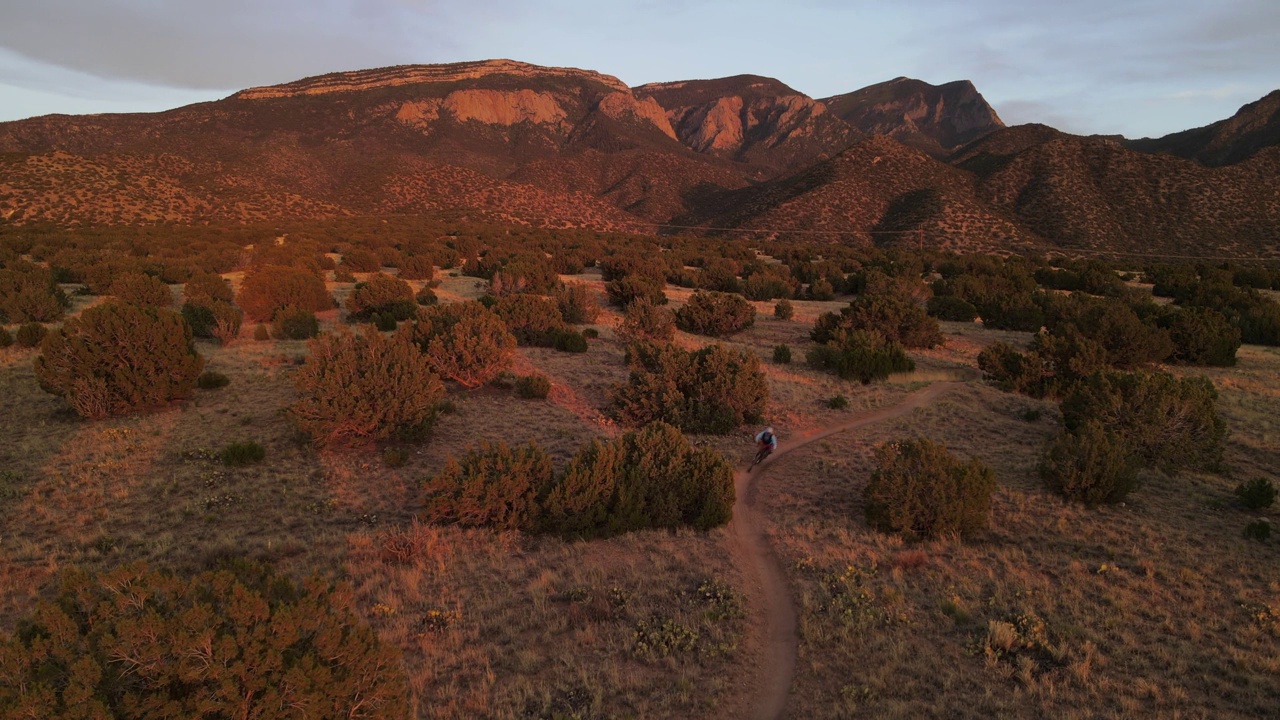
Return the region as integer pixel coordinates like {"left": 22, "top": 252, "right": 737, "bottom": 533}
{"left": 761, "top": 348, "right": 1280, "bottom": 719}
{"left": 1, "top": 277, "right": 1277, "bottom": 719}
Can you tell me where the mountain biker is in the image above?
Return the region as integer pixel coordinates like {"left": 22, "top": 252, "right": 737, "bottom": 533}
{"left": 754, "top": 426, "right": 778, "bottom": 463}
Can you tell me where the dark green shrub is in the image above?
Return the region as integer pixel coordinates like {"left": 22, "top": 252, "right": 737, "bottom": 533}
{"left": 553, "top": 330, "right": 589, "bottom": 353}
{"left": 292, "top": 326, "right": 444, "bottom": 446}
{"left": 807, "top": 330, "right": 914, "bottom": 383}
{"left": 618, "top": 298, "right": 676, "bottom": 344}
{"left": 415, "top": 286, "right": 438, "bottom": 306}
{"left": 340, "top": 248, "right": 382, "bottom": 272}
{"left": 374, "top": 312, "right": 398, "bottom": 331}
{"left": 1160, "top": 306, "right": 1241, "bottom": 367}
{"left": 0, "top": 261, "right": 66, "bottom": 323}
{"left": 555, "top": 282, "right": 600, "bottom": 324}
{"left": 774, "top": 299, "right": 795, "bottom": 320}
{"left": 494, "top": 294, "right": 568, "bottom": 346}
{"left": 583, "top": 328, "right": 599, "bottom": 339}
{"left": 675, "top": 291, "right": 756, "bottom": 337}
{"left": 346, "top": 273, "right": 416, "bottom": 322}
{"left": 806, "top": 277, "right": 835, "bottom": 301}
{"left": 197, "top": 371, "right": 230, "bottom": 389}
{"left": 237, "top": 265, "right": 333, "bottom": 323}
{"left": 35, "top": 301, "right": 204, "bottom": 419}
{"left": 977, "top": 341, "right": 1050, "bottom": 397}
{"left": 0, "top": 327, "right": 11, "bottom": 348}
{"left": 15, "top": 322, "right": 45, "bottom": 348}
{"left": 541, "top": 422, "right": 734, "bottom": 537}
{"left": 1243, "top": 519, "right": 1271, "bottom": 541}
{"left": 183, "top": 272, "right": 234, "bottom": 305}
{"left": 863, "top": 438, "right": 996, "bottom": 541}
{"left": 0, "top": 563, "right": 408, "bottom": 719}
{"left": 828, "top": 394, "right": 849, "bottom": 410}
{"left": 108, "top": 272, "right": 173, "bottom": 308}
{"left": 410, "top": 301, "right": 516, "bottom": 388}
{"left": 1045, "top": 297, "right": 1173, "bottom": 369}
{"left": 1235, "top": 478, "right": 1276, "bottom": 510}
{"left": 421, "top": 441, "right": 553, "bottom": 530}
{"left": 609, "top": 343, "right": 768, "bottom": 433}
{"left": 1039, "top": 421, "right": 1140, "bottom": 505}
{"left": 182, "top": 302, "right": 216, "bottom": 336}
{"left": 220, "top": 441, "right": 265, "bottom": 467}
{"left": 1059, "top": 370, "right": 1226, "bottom": 474}
{"left": 1022, "top": 408, "right": 1042, "bottom": 422}
{"left": 606, "top": 274, "right": 667, "bottom": 308}
{"left": 811, "top": 293, "right": 942, "bottom": 349}
{"left": 271, "top": 306, "right": 320, "bottom": 340}
{"left": 773, "top": 344, "right": 792, "bottom": 364}
{"left": 927, "top": 295, "right": 978, "bottom": 322}
{"left": 253, "top": 323, "right": 270, "bottom": 341}
{"left": 516, "top": 373, "right": 552, "bottom": 399}
{"left": 397, "top": 254, "right": 434, "bottom": 280}
{"left": 184, "top": 300, "right": 243, "bottom": 344}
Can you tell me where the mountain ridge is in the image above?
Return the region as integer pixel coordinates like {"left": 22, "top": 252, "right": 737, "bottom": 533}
{"left": 1, "top": 59, "right": 1277, "bottom": 257}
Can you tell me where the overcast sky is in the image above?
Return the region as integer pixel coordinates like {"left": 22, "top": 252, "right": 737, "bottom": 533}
{"left": 1, "top": 0, "right": 1277, "bottom": 138}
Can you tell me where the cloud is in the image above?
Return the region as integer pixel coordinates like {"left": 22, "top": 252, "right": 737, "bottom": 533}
{"left": 0, "top": 0, "right": 1275, "bottom": 135}
{"left": 0, "top": 0, "right": 470, "bottom": 89}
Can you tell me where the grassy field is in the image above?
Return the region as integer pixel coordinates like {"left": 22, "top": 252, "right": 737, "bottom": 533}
{"left": 0, "top": 270, "right": 1276, "bottom": 718}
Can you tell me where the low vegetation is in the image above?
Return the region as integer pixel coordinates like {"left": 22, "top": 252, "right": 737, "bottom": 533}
{"left": 34, "top": 301, "right": 204, "bottom": 419}
{"left": 291, "top": 326, "right": 444, "bottom": 446}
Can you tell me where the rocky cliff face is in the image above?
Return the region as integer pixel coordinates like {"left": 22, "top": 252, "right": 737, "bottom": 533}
{"left": 2, "top": 59, "right": 1277, "bottom": 257}
{"left": 233, "top": 59, "right": 632, "bottom": 100}
{"left": 636, "top": 75, "right": 860, "bottom": 176}
{"left": 1126, "top": 90, "right": 1280, "bottom": 166}
{"left": 823, "top": 77, "right": 1004, "bottom": 157}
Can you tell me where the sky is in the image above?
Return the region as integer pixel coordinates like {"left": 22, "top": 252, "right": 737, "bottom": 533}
{"left": 0, "top": 0, "right": 1277, "bottom": 139}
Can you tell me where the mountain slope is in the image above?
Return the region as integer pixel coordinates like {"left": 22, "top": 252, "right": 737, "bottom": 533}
{"left": 635, "top": 75, "right": 860, "bottom": 177}
{"left": 1126, "top": 90, "right": 1280, "bottom": 166}
{"left": 965, "top": 128, "right": 1280, "bottom": 256}
{"left": 680, "top": 135, "right": 1041, "bottom": 253}
{"left": 822, "top": 77, "right": 1004, "bottom": 157}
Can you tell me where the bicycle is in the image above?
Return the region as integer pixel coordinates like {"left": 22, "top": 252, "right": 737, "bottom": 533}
{"left": 751, "top": 444, "right": 773, "bottom": 469}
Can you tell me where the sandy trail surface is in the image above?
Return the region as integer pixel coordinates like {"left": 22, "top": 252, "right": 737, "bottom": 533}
{"left": 726, "top": 381, "right": 965, "bottom": 720}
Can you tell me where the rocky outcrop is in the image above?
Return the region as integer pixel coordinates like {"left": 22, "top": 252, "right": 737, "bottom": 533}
{"left": 234, "top": 59, "right": 630, "bottom": 100}
{"left": 594, "top": 92, "right": 678, "bottom": 140}
{"left": 823, "top": 77, "right": 1004, "bottom": 157}
{"left": 637, "top": 76, "right": 859, "bottom": 175}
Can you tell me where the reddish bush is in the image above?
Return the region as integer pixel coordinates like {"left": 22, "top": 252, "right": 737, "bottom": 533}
{"left": 108, "top": 272, "right": 174, "bottom": 308}
{"left": 0, "top": 562, "right": 408, "bottom": 719}
{"left": 421, "top": 442, "right": 553, "bottom": 530}
{"left": 555, "top": 282, "right": 600, "bottom": 324}
{"left": 340, "top": 248, "right": 382, "bottom": 272}
{"left": 410, "top": 301, "right": 516, "bottom": 388}
{"left": 0, "top": 261, "right": 66, "bottom": 323}
{"left": 35, "top": 301, "right": 204, "bottom": 418}
{"left": 610, "top": 342, "right": 768, "bottom": 433}
{"left": 236, "top": 265, "right": 333, "bottom": 323}
{"left": 292, "top": 326, "right": 444, "bottom": 446}
{"left": 618, "top": 298, "right": 675, "bottom": 344}
{"left": 864, "top": 438, "right": 996, "bottom": 541}
{"left": 183, "top": 272, "right": 234, "bottom": 306}
{"left": 675, "top": 290, "right": 756, "bottom": 337}
{"left": 493, "top": 294, "right": 568, "bottom": 346}
{"left": 345, "top": 273, "right": 416, "bottom": 321}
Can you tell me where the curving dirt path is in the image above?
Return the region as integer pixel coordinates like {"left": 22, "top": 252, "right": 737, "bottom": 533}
{"left": 727, "top": 380, "right": 966, "bottom": 720}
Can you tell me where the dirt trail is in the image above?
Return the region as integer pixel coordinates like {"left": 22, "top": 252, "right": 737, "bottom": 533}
{"left": 727, "top": 380, "right": 965, "bottom": 720}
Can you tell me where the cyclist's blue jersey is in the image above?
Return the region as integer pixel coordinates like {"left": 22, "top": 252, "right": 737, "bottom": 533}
{"left": 755, "top": 430, "right": 777, "bottom": 450}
